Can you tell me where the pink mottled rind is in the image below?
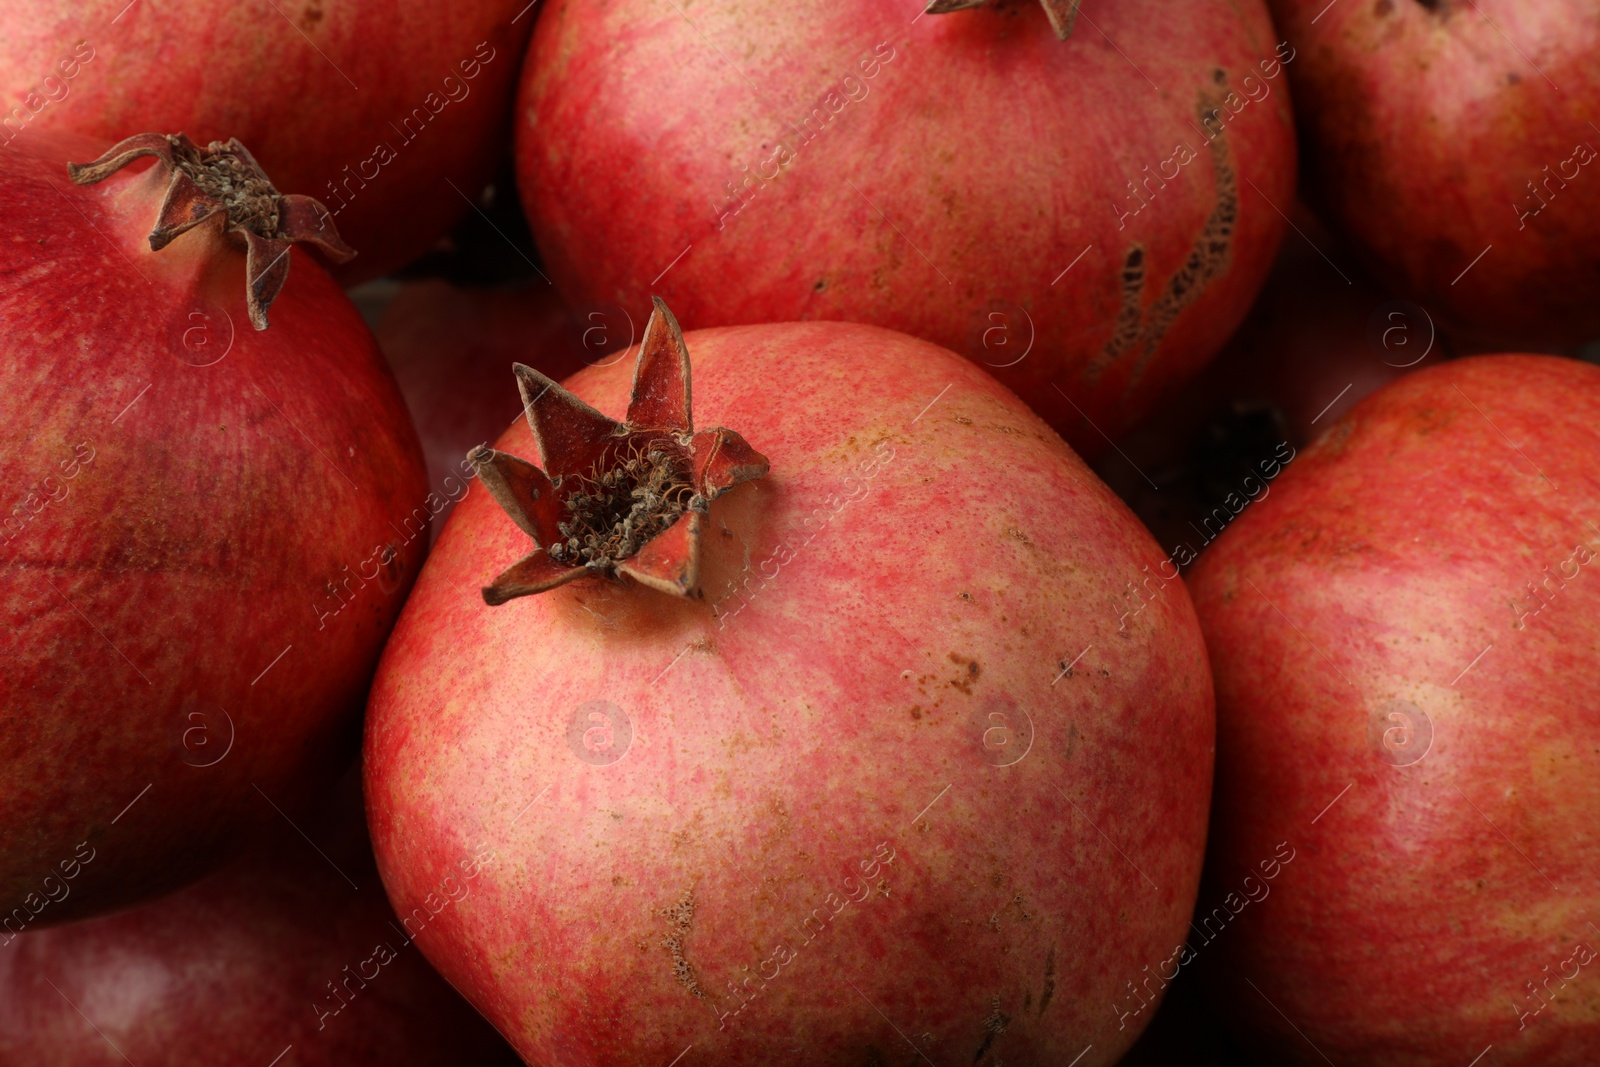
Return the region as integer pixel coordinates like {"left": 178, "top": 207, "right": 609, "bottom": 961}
{"left": 0, "top": 130, "right": 427, "bottom": 925}
{"left": 515, "top": 0, "right": 1296, "bottom": 454}
{"left": 1270, "top": 0, "right": 1600, "bottom": 346}
{"left": 0, "top": 0, "right": 533, "bottom": 282}
{"left": 1190, "top": 355, "right": 1600, "bottom": 1065}
{"left": 365, "top": 321, "right": 1216, "bottom": 1065}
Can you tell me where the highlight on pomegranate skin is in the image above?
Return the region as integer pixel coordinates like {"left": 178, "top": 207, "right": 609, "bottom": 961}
{"left": 2, "top": 0, "right": 1595, "bottom": 1063}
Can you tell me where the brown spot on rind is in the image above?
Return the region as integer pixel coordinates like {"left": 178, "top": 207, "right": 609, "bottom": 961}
{"left": 1039, "top": 947, "right": 1057, "bottom": 1015}
{"left": 659, "top": 891, "right": 707, "bottom": 999}
{"left": 1086, "top": 244, "right": 1147, "bottom": 385}
{"left": 1123, "top": 98, "right": 1238, "bottom": 394}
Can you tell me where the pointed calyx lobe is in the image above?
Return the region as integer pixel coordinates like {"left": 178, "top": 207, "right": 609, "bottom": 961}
{"left": 471, "top": 298, "right": 770, "bottom": 606}
{"left": 924, "top": 0, "right": 1082, "bottom": 39}
{"left": 67, "top": 132, "right": 354, "bottom": 330}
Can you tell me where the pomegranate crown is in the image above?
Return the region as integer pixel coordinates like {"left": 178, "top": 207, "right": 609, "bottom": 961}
{"left": 924, "top": 0, "right": 1082, "bottom": 39}
{"left": 470, "top": 298, "right": 770, "bottom": 605}
{"left": 67, "top": 132, "right": 354, "bottom": 330}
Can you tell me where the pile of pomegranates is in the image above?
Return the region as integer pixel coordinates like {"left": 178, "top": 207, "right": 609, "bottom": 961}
{"left": 1, "top": 1, "right": 1594, "bottom": 1064}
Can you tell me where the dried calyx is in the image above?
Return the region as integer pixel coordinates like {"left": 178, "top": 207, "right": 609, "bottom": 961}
{"left": 924, "top": 0, "right": 1083, "bottom": 39}
{"left": 67, "top": 133, "right": 354, "bottom": 330}
{"left": 471, "top": 298, "right": 770, "bottom": 605}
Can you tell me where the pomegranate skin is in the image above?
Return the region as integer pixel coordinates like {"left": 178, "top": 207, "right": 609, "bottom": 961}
{"left": 1188, "top": 356, "right": 1600, "bottom": 1065}
{"left": 0, "top": 773, "right": 522, "bottom": 1066}
{"left": 0, "top": 0, "right": 533, "bottom": 281}
{"left": 0, "top": 131, "right": 427, "bottom": 925}
{"left": 365, "top": 321, "right": 1216, "bottom": 1065}
{"left": 514, "top": 0, "right": 1295, "bottom": 452}
{"left": 1270, "top": 0, "right": 1600, "bottom": 347}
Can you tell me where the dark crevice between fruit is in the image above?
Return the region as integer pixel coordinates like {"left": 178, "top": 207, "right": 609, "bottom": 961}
{"left": 67, "top": 132, "right": 354, "bottom": 330}
{"left": 471, "top": 297, "right": 769, "bottom": 604}
{"left": 924, "top": 0, "right": 1083, "bottom": 40}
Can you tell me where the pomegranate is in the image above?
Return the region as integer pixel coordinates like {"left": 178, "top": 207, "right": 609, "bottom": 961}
{"left": 0, "top": 0, "right": 534, "bottom": 281}
{"left": 0, "top": 767, "right": 521, "bottom": 1066}
{"left": 373, "top": 278, "right": 612, "bottom": 539}
{"left": 514, "top": 0, "right": 1296, "bottom": 452}
{"left": 1188, "top": 355, "right": 1600, "bottom": 1064}
{"left": 1269, "top": 0, "right": 1600, "bottom": 347}
{"left": 365, "top": 304, "right": 1215, "bottom": 1064}
{"left": 0, "top": 129, "right": 426, "bottom": 925}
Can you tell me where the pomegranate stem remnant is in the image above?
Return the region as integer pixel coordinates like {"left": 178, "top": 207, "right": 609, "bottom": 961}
{"left": 68, "top": 133, "right": 354, "bottom": 329}
{"left": 470, "top": 297, "right": 770, "bottom": 605}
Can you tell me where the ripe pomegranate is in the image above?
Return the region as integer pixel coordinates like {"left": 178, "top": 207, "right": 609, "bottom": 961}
{"left": 1188, "top": 355, "right": 1600, "bottom": 1065}
{"left": 0, "top": 129, "right": 426, "bottom": 925}
{"left": 1269, "top": 0, "right": 1600, "bottom": 347}
{"left": 0, "top": 0, "right": 534, "bottom": 281}
{"left": 373, "top": 278, "right": 611, "bottom": 539}
{"left": 0, "top": 768, "right": 521, "bottom": 1066}
{"left": 515, "top": 0, "right": 1296, "bottom": 452}
{"left": 365, "top": 305, "right": 1216, "bottom": 1064}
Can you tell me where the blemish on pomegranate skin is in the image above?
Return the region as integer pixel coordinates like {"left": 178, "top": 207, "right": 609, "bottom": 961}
{"left": 1125, "top": 102, "right": 1238, "bottom": 393}
{"left": 1374, "top": 0, "right": 1394, "bottom": 14}
{"left": 1088, "top": 245, "right": 1146, "bottom": 384}
{"left": 659, "top": 891, "right": 708, "bottom": 999}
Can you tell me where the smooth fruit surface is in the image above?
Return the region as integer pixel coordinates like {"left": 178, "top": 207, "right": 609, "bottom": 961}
{"left": 516, "top": 0, "right": 1295, "bottom": 451}
{"left": 0, "top": 130, "right": 427, "bottom": 926}
{"left": 366, "top": 320, "right": 1216, "bottom": 1065}
{"left": 1270, "top": 0, "right": 1600, "bottom": 346}
{"left": 1189, "top": 355, "right": 1600, "bottom": 1065}
{"left": 0, "top": 0, "right": 533, "bottom": 280}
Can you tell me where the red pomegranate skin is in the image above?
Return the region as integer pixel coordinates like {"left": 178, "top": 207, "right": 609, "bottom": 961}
{"left": 0, "top": 131, "right": 426, "bottom": 925}
{"left": 0, "top": 0, "right": 534, "bottom": 281}
{"left": 515, "top": 0, "right": 1295, "bottom": 452}
{"left": 1270, "top": 0, "right": 1600, "bottom": 347}
{"left": 365, "top": 321, "right": 1216, "bottom": 1065}
{"left": 1188, "top": 356, "right": 1600, "bottom": 1065}
{"left": 374, "top": 279, "right": 600, "bottom": 539}
{"left": 0, "top": 770, "right": 522, "bottom": 1066}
